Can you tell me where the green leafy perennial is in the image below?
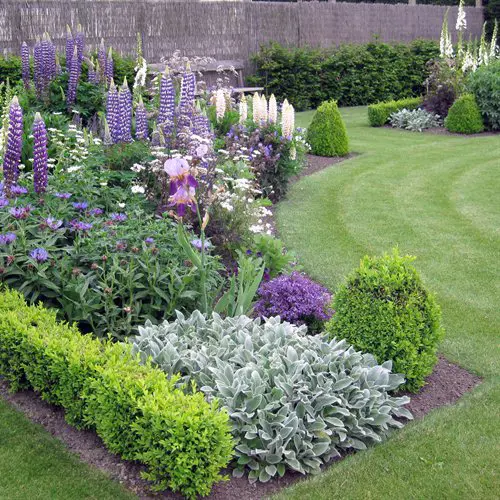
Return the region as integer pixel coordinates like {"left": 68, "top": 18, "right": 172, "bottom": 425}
{"left": 133, "top": 312, "right": 412, "bottom": 483}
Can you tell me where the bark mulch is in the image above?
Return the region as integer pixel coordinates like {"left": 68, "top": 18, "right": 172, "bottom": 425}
{"left": 0, "top": 355, "right": 481, "bottom": 500}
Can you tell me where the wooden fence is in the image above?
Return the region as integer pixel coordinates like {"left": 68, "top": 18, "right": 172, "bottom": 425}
{"left": 0, "top": 0, "right": 485, "bottom": 68}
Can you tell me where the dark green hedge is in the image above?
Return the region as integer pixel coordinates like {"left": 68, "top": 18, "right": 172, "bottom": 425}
{"left": 249, "top": 40, "right": 440, "bottom": 111}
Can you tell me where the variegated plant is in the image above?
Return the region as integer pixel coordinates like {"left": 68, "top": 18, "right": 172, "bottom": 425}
{"left": 132, "top": 312, "right": 412, "bottom": 483}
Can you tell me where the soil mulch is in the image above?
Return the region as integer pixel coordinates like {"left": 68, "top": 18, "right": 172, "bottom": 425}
{"left": 0, "top": 355, "right": 481, "bottom": 500}
{"left": 290, "top": 153, "right": 357, "bottom": 185}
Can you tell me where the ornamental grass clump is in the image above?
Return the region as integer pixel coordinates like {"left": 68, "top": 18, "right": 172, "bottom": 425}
{"left": 133, "top": 312, "right": 412, "bottom": 483}
{"left": 254, "top": 272, "right": 333, "bottom": 332}
{"left": 445, "top": 93, "right": 484, "bottom": 134}
{"left": 306, "top": 100, "right": 348, "bottom": 157}
{"left": 326, "top": 248, "right": 444, "bottom": 392}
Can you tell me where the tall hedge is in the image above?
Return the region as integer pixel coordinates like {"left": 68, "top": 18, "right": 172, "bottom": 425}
{"left": 250, "top": 40, "right": 439, "bottom": 111}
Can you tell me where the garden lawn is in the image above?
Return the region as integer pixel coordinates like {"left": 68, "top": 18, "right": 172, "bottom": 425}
{"left": 275, "top": 107, "right": 500, "bottom": 499}
{"left": 0, "top": 398, "right": 134, "bottom": 500}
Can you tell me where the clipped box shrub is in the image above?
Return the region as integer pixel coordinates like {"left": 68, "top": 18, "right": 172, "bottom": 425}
{"left": 368, "top": 97, "right": 423, "bottom": 127}
{"left": 306, "top": 100, "right": 349, "bottom": 156}
{"left": 326, "top": 249, "right": 444, "bottom": 392}
{"left": 467, "top": 60, "right": 500, "bottom": 130}
{"left": 0, "top": 288, "right": 233, "bottom": 499}
{"left": 133, "top": 311, "right": 412, "bottom": 483}
{"left": 445, "top": 94, "right": 484, "bottom": 134}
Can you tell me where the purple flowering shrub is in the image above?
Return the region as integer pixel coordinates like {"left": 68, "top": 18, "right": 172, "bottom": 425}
{"left": 254, "top": 272, "right": 333, "bottom": 332}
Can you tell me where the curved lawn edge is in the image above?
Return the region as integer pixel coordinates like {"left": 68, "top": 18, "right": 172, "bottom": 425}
{"left": 274, "top": 106, "right": 500, "bottom": 499}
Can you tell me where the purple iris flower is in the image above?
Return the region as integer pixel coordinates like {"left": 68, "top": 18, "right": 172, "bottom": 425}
{"left": 0, "top": 233, "right": 17, "bottom": 245}
{"left": 30, "top": 247, "right": 49, "bottom": 262}
{"left": 109, "top": 212, "right": 127, "bottom": 222}
{"left": 10, "top": 205, "right": 32, "bottom": 219}
{"left": 191, "top": 238, "right": 212, "bottom": 251}
{"left": 55, "top": 192, "right": 72, "bottom": 199}
{"left": 0, "top": 198, "right": 9, "bottom": 208}
{"left": 10, "top": 185, "right": 28, "bottom": 196}
{"left": 44, "top": 217, "right": 63, "bottom": 230}
{"left": 72, "top": 201, "right": 88, "bottom": 211}
{"left": 89, "top": 208, "right": 104, "bottom": 216}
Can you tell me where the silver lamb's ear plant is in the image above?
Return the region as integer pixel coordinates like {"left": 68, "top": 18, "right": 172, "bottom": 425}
{"left": 132, "top": 313, "right": 413, "bottom": 483}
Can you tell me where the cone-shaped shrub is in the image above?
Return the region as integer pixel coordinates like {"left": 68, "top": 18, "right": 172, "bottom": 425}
{"left": 445, "top": 94, "right": 484, "bottom": 134}
{"left": 307, "top": 100, "right": 349, "bottom": 157}
{"left": 325, "top": 248, "right": 444, "bottom": 392}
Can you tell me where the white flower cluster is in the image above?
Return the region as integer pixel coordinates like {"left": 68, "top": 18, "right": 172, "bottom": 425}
{"left": 281, "top": 99, "right": 295, "bottom": 138}
{"left": 133, "top": 56, "right": 148, "bottom": 90}
{"left": 456, "top": 0, "right": 466, "bottom": 32}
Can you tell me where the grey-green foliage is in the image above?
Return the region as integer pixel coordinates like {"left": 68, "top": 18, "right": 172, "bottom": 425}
{"left": 132, "top": 312, "right": 412, "bottom": 483}
{"left": 389, "top": 108, "right": 441, "bottom": 132}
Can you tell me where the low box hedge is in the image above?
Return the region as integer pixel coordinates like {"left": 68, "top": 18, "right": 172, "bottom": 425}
{"left": 0, "top": 288, "right": 233, "bottom": 499}
{"left": 368, "top": 97, "right": 423, "bottom": 127}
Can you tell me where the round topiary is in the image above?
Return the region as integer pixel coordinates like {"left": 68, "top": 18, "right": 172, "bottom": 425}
{"left": 325, "top": 249, "right": 444, "bottom": 392}
{"left": 444, "top": 93, "right": 484, "bottom": 134}
{"left": 306, "top": 100, "right": 349, "bottom": 157}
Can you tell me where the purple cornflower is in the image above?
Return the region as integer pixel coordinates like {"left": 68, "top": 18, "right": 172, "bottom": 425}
{"left": 33, "top": 113, "right": 48, "bottom": 194}
{"left": 43, "top": 217, "right": 63, "bottom": 230}
{"left": 10, "top": 185, "right": 28, "bottom": 196}
{"left": 67, "top": 46, "right": 79, "bottom": 106}
{"left": 21, "top": 42, "right": 30, "bottom": 90}
{"left": 105, "top": 48, "right": 114, "bottom": 86}
{"left": 98, "top": 39, "right": 106, "bottom": 83}
{"left": 69, "top": 219, "right": 93, "bottom": 232}
{"left": 2, "top": 97, "right": 23, "bottom": 195}
{"left": 0, "top": 198, "right": 9, "bottom": 208}
{"left": 65, "top": 25, "right": 74, "bottom": 74}
{"left": 89, "top": 208, "right": 103, "bottom": 216}
{"left": 9, "top": 205, "right": 32, "bottom": 219}
{"left": 106, "top": 79, "right": 119, "bottom": 143}
{"left": 191, "top": 239, "right": 211, "bottom": 251}
{"left": 72, "top": 201, "right": 88, "bottom": 211}
{"left": 135, "top": 97, "right": 148, "bottom": 140}
{"left": 119, "top": 78, "right": 132, "bottom": 142}
{"left": 109, "top": 212, "right": 127, "bottom": 223}
{"left": 254, "top": 272, "right": 334, "bottom": 329}
{"left": 145, "top": 237, "right": 154, "bottom": 244}
{"left": 30, "top": 247, "right": 49, "bottom": 263}
{"left": 55, "top": 192, "right": 72, "bottom": 199}
{"left": 115, "top": 240, "right": 127, "bottom": 251}
{"left": 0, "top": 233, "right": 17, "bottom": 245}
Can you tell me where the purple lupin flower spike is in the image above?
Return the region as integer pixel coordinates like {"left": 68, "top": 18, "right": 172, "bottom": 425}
{"left": 67, "top": 46, "right": 79, "bottom": 106}
{"left": 158, "top": 67, "right": 175, "bottom": 124}
{"left": 65, "top": 25, "right": 74, "bottom": 73}
{"left": 21, "top": 42, "right": 30, "bottom": 90}
{"left": 41, "top": 34, "right": 50, "bottom": 92}
{"left": 2, "top": 97, "right": 23, "bottom": 196}
{"left": 106, "top": 79, "right": 119, "bottom": 143}
{"left": 105, "top": 48, "right": 114, "bottom": 87}
{"left": 119, "top": 77, "right": 132, "bottom": 142}
{"left": 87, "top": 58, "right": 97, "bottom": 84}
{"left": 48, "top": 35, "right": 57, "bottom": 81}
{"left": 33, "top": 39, "right": 43, "bottom": 97}
{"left": 98, "top": 38, "right": 106, "bottom": 83}
{"left": 75, "top": 25, "right": 85, "bottom": 78}
{"left": 135, "top": 96, "right": 148, "bottom": 140}
{"left": 32, "top": 112, "right": 48, "bottom": 194}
